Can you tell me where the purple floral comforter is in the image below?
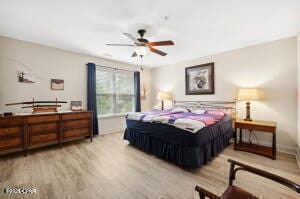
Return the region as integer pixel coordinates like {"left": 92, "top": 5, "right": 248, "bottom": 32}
{"left": 126, "top": 109, "right": 225, "bottom": 133}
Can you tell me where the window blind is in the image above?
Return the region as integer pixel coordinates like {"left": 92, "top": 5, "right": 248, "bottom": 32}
{"left": 96, "top": 67, "right": 134, "bottom": 116}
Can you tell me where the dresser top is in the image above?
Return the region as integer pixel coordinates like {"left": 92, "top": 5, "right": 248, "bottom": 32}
{"left": 0, "top": 110, "right": 92, "bottom": 119}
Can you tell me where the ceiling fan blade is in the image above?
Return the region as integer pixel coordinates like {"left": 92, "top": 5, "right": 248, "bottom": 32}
{"left": 131, "top": 52, "right": 137, "bottom": 57}
{"left": 106, "top": 44, "right": 134, "bottom": 46}
{"left": 150, "top": 47, "right": 167, "bottom": 56}
{"left": 149, "top": 40, "right": 174, "bottom": 46}
{"left": 123, "top": 33, "right": 138, "bottom": 43}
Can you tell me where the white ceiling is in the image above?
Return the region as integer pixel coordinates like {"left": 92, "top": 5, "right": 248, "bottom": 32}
{"left": 0, "top": 0, "right": 300, "bottom": 68}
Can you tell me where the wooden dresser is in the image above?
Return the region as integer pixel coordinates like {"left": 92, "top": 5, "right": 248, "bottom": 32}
{"left": 0, "top": 111, "right": 93, "bottom": 156}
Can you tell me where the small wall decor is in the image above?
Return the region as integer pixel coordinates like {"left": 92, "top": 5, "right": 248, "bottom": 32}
{"left": 185, "top": 62, "right": 214, "bottom": 95}
{"left": 51, "top": 79, "right": 64, "bottom": 90}
{"left": 141, "top": 82, "right": 148, "bottom": 100}
{"left": 18, "top": 71, "right": 35, "bottom": 83}
{"left": 71, "top": 101, "right": 82, "bottom": 111}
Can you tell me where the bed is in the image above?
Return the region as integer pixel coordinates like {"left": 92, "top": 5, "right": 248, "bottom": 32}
{"left": 123, "top": 101, "right": 236, "bottom": 168}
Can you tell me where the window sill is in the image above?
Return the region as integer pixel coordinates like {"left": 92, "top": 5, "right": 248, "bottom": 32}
{"left": 98, "top": 113, "right": 127, "bottom": 119}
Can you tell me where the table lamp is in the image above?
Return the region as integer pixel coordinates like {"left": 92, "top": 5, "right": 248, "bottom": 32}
{"left": 157, "top": 92, "right": 172, "bottom": 110}
{"left": 237, "top": 88, "right": 259, "bottom": 121}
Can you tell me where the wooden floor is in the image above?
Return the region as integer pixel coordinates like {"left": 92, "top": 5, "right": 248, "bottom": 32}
{"left": 0, "top": 132, "right": 299, "bottom": 199}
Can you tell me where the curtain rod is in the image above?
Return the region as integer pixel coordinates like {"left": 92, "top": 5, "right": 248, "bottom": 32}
{"left": 95, "top": 64, "right": 136, "bottom": 72}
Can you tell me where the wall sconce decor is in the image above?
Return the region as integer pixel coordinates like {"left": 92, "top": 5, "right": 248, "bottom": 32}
{"left": 141, "top": 82, "right": 147, "bottom": 100}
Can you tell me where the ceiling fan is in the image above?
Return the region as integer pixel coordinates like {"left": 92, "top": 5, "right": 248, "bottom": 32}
{"left": 106, "top": 29, "right": 174, "bottom": 57}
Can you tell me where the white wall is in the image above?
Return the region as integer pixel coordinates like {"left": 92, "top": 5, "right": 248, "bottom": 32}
{"left": 0, "top": 35, "right": 151, "bottom": 134}
{"left": 151, "top": 37, "right": 297, "bottom": 152}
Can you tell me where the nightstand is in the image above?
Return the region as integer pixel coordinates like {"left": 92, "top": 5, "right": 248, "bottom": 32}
{"left": 234, "top": 118, "right": 277, "bottom": 160}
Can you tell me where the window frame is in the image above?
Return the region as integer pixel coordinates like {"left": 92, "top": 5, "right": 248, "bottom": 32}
{"left": 96, "top": 67, "right": 135, "bottom": 117}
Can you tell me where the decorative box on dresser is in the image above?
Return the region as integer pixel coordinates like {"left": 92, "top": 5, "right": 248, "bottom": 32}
{"left": 0, "top": 111, "right": 93, "bottom": 156}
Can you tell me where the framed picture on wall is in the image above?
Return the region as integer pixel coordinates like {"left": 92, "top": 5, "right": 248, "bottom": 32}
{"left": 18, "top": 71, "right": 35, "bottom": 83}
{"left": 51, "top": 79, "right": 64, "bottom": 90}
{"left": 185, "top": 62, "right": 214, "bottom": 95}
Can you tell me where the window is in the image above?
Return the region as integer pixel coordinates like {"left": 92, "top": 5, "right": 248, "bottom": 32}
{"left": 96, "top": 67, "right": 135, "bottom": 116}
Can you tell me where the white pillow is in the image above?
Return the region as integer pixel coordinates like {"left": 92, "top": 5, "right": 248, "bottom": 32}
{"left": 171, "top": 108, "right": 189, "bottom": 113}
{"left": 192, "top": 109, "right": 206, "bottom": 114}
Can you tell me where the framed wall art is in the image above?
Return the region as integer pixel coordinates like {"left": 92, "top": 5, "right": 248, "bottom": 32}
{"left": 18, "top": 71, "right": 35, "bottom": 83}
{"left": 185, "top": 62, "right": 214, "bottom": 95}
{"left": 51, "top": 79, "right": 64, "bottom": 90}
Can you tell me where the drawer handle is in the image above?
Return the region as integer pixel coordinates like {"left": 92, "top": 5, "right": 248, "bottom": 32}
{"left": 5, "top": 129, "right": 9, "bottom": 133}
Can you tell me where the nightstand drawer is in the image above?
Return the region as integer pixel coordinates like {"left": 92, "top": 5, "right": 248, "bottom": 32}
{"left": 235, "top": 123, "right": 276, "bottom": 132}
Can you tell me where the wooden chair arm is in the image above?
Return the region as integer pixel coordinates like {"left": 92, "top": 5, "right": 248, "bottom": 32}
{"left": 195, "top": 185, "right": 220, "bottom": 199}
{"left": 228, "top": 159, "right": 300, "bottom": 194}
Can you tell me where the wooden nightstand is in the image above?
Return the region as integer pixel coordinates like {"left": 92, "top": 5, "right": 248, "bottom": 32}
{"left": 234, "top": 119, "right": 277, "bottom": 160}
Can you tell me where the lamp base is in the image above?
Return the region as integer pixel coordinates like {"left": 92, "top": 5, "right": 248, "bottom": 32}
{"left": 244, "top": 101, "right": 252, "bottom": 121}
{"left": 161, "top": 100, "right": 164, "bottom": 110}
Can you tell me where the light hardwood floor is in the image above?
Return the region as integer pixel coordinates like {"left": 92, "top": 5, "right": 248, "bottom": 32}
{"left": 0, "top": 132, "right": 299, "bottom": 199}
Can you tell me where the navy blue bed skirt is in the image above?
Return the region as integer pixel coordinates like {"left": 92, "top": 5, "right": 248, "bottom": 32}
{"left": 123, "top": 128, "right": 233, "bottom": 168}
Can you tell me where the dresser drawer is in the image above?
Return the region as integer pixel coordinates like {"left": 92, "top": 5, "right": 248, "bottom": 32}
{"left": 28, "top": 132, "right": 58, "bottom": 146}
{"left": 0, "top": 117, "right": 24, "bottom": 127}
{"left": 63, "top": 119, "right": 90, "bottom": 129}
{"left": 29, "top": 123, "right": 59, "bottom": 134}
{"left": 63, "top": 128, "right": 90, "bottom": 139}
{"left": 62, "top": 112, "right": 91, "bottom": 120}
{"left": 0, "top": 127, "right": 21, "bottom": 136}
{"left": 0, "top": 136, "right": 22, "bottom": 150}
{"left": 27, "top": 115, "right": 60, "bottom": 124}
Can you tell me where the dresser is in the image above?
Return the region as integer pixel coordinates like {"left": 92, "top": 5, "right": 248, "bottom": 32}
{"left": 0, "top": 111, "right": 93, "bottom": 156}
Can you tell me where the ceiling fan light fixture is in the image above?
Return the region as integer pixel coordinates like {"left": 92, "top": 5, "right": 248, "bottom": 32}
{"left": 134, "top": 46, "right": 147, "bottom": 56}
{"left": 107, "top": 29, "right": 174, "bottom": 57}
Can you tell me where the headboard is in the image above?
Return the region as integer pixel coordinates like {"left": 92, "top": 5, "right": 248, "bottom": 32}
{"left": 173, "top": 100, "right": 237, "bottom": 119}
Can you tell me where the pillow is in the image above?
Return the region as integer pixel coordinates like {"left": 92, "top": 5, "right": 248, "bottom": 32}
{"left": 205, "top": 110, "right": 226, "bottom": 116}
{"left": 192, "top": 109, "right": 206, "bottom": 114}
{"left": 171, "top": 108, "right": 190, "bottom": 113}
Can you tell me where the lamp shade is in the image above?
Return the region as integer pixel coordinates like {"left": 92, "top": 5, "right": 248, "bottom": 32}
{"left": 157, "top": 92, "right": 172, "bottom": 100}
{"left": 237, "top": 88, "right": 259, "bottom": 101}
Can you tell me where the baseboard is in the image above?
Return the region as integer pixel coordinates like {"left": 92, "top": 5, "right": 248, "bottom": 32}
{"left": 258, "top": 140, "right": 297, "bottom": 154}
{"left": 296, "top": 148, "right": 300, "bottom": 168}
{"left": 99, "top": 126, "right": 125, "bottom": 135}
{"left": 231, "top": 138, "right": 297, "bottom": 154}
